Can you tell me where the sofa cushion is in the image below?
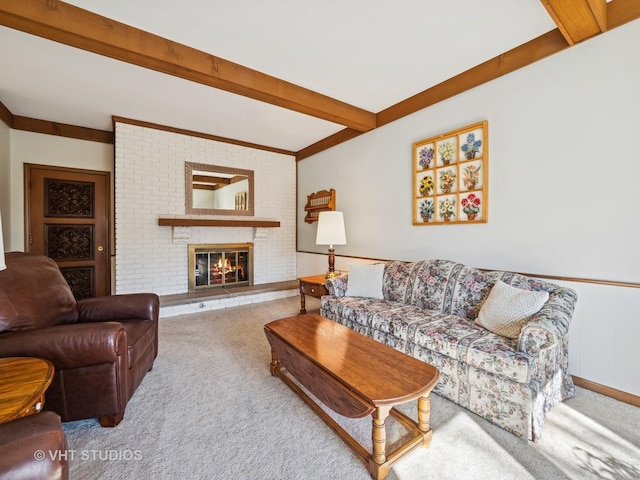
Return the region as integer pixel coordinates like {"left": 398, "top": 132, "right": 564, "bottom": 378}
{"left": 382, "top": 261, "right": 419, "bottom": 303}
{"left": 476, "top": 280, "right": 549, "bottom": 339}
{"left": 450, "top": 266, "right": 506, "bottom": 320}
{"left": 411, "top": 314, "right": 534, "bottom": 383}
{"left": 408, "top": 260, "right": 460, "bottom": 313}
{"left": 345, "top": 263, "right": 385, "bottom": 299}
{"left": 321, "top": 296, "right": 403, "bottom": 330}
{"left": 0, "top": 253, "right": 78, "bottom": 332}
{"left": 369, "top": 304, "right": 438, "bottom": 341}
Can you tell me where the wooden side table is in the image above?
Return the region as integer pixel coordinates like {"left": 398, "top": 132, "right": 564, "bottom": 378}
{"left": 0, "top": 357, "right": 55, "bottom": 424}
{"left": 298, "top": 274, "right": 329, "bottom": 314}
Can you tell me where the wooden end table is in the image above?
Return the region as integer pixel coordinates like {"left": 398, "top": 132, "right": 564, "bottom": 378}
{"left": 265, "top": 314, "right": 440, "bottom": 480}
{"left": 0, "top": 357, "right": 55, "bottom": 424}
{"left": 298, "top": 274, "right": 329, "bottom": 314}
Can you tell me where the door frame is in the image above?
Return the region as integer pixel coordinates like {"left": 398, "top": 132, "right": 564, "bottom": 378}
{"left": 24, "top": 163, "right": 112, "bottom": 295}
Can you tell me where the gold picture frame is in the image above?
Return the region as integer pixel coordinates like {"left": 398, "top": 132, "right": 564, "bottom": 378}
{"left": 413, "top": 121, "right": 488, "bottom": 225}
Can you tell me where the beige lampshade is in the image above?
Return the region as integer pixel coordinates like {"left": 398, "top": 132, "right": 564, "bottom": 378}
{"left": 316, "top": 211, "right": 346, "bottom": 247}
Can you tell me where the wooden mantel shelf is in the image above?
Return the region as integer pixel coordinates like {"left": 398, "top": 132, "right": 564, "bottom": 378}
{"left": 158, "top": 218, "right": 280, "bottom": 228}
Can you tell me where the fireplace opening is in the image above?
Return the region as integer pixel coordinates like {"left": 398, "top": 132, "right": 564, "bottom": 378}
{"left": 188, "top": 243, "right": 253, "bottom": 292}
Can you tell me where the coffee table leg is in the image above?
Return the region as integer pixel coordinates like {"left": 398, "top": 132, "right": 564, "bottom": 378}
{"left": 371, "top": 406, "right": 391, "bottom": 465}
{"left": 417, "top": 395, "right": 434, "bottom": 448}
{"left": 269, "top": 351, "right": 281, "bottom": 376}
{"left": 417, "top": 396, "right": 431, "bottom": 432}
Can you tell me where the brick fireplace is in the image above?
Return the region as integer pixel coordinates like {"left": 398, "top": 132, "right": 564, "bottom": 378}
{"left": 188, "top": 243, "right": 253, "bottom": 292}
{"left": 114, "top": 121, "right": 297, "bottom": 318}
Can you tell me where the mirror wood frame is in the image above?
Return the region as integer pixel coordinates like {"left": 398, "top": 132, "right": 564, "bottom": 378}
{"left": 185, "top": 162, "right": 254, "bottom": 216}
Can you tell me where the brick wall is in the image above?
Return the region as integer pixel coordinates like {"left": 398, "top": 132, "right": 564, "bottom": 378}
{"left": 114, "top": 122, "right": 297, "bottom": 306}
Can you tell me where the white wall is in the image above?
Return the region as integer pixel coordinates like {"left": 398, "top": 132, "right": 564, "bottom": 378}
{"left": 298, "top": 20, "right": 640, "bottom": 284}
{"left": 566, "top": 279, "right": 640, "bottom": 396}
{"left": 297, "top": 20, "right": 640, "bottom": 397}
{"left": 114, "top": 122, "right": 297, "bottom": 297}
{"left": 7, "top": 130, "right": 113, "bottom": 251}
{"left": 0, "top": 120, "right": 9, "bottom": 249}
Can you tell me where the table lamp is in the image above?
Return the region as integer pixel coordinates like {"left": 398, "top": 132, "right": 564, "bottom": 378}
{"left": 315, "top": 211, "right": 346, "bottom": 278}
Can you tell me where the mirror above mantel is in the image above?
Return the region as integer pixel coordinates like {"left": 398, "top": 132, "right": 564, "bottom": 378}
{"left": 185, "top": 162, "right": 254, "bottom": 216}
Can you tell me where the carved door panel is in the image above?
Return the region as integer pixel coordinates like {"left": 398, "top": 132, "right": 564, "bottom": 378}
{"left": 25, "top": 164, "right": 110, "bottom": 299}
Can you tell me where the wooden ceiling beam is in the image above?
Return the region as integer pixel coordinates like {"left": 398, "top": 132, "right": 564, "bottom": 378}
{"left": 540, "top": 0, "right": 607, "bottom": 45}
{"left": 0, "top": 0, "right": 376, "bottom": 132}
{"left": 608, "top": 0, "right": 640, "bottom": 29}
{"left": 588, "top": 0, "right": 608, "bottom": 31}
{"left": 192, "top": 175, "right": 231, "bottom": 185}
{"left": 0, "top": 101, "right": 13, "bottom": 128}
{"left": 192, "top": 184, "right": 217, "bottom": 191}
{"left": 12, "top": 115, "right": 114, "bottom": 143}
{"left": 296, "top": 128, "right": 364, "bottom": 161}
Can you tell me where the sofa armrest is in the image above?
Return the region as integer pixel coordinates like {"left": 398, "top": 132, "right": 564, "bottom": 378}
{"left": 325, "top": 274, "right": 349, "bottom": 297}
{"left": 0, "top": 411, "right": 68, "bottom": 480}
{"left": 77, "top": 293, "right": 159, "bottom": 323}
{"left": 0, "top": 322, "right": 127, "bottom": 369}
{"left": 518, "top": 286, "right": 577, "bottom": 355}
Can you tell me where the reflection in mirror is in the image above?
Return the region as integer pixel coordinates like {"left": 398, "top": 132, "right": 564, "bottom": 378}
{"left": 185, "top": 162, "right": 254, "bottom": 216}
{"left": 192, "top": 171, "right": 248, "bottom": 209}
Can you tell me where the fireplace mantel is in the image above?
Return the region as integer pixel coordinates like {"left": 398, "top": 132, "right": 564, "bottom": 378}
{"left": 158, "top": 218, "right": 280, "bottom": 228}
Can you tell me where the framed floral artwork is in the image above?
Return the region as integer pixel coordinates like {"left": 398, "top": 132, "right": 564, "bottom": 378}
{"left": 413, "top": 121, "right": 488, "bottom": 225}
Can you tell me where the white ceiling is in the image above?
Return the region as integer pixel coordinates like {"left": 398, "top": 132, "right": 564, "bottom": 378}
{"left": 0, "top": 1, "right": 558, "bottom": 152}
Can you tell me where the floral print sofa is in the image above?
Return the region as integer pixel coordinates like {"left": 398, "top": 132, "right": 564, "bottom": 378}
{"left": 320, "top": 259, "right": 577, "bottom": 442}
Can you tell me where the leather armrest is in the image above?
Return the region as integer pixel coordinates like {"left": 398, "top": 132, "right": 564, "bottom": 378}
{"left": 0, "top": 412, "right": 68, "bottom": 480}
{"left": 77, "top": 293, "right": 159, "bottom": 323}
{"left": 0, "top": 322, "right": 126, "bottom": 370}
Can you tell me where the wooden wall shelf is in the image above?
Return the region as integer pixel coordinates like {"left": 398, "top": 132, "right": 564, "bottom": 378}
{"left": 304, "top": 189, "right": 336, "bottom": 223}
{"left": 158, "top": 218, "right": 280, "bottom": 228}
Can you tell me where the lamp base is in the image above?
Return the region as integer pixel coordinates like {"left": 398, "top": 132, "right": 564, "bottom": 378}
{"left": 325, "top": 247, "right": 337, "bottom": 278}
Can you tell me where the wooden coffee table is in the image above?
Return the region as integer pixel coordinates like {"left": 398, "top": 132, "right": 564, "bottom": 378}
{"left": 264, "top": 314, "right": 440, "bottom": 480}
{"left": 0, "top": 357, "right": 55, "bottom": 424}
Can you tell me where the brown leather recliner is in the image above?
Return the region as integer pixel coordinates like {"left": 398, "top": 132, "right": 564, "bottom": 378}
{"left": 0, "top": 252, "right": 159, "bottom": 427}
{"left": 0, "top": 411, "right": 69, "bottom": 480}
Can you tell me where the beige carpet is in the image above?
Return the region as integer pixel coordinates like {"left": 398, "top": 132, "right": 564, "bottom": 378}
{"left": 63, "top": 296, "right": 640, "bottom": 479}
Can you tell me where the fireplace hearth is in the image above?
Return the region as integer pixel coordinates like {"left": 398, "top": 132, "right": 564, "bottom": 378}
{"left": 188, "top": 243, "right": 253, "bottom": 292}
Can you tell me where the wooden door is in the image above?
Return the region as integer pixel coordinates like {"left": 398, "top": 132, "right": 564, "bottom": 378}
{"left": 25, "top": 164, "right": 110, "bottom": 299}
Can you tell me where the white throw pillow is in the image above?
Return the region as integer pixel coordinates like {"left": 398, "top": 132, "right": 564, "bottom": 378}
{"left": 345, "top": 263, "right": 385, "bottom": 299}
{"left": 476, "top": 280, "right": 549, "bottom": 339}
